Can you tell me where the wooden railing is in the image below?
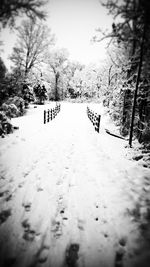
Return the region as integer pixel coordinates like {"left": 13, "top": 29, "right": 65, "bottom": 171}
{"left": 87, "top": 106, "right": 101, "bottom": 133}
{"left": 44, "top": 103, "right": 61, "bottom": 124}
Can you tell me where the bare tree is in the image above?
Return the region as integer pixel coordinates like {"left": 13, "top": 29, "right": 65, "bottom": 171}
{"left": 0, "top": 0, "right": 47, "bottom": 28}
{"left": 10, "top": 18, "right": 55, "bottom": 77}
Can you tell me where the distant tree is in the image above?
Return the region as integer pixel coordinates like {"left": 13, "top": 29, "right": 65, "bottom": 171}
{"left": 68, "top": 69, "right": 83, "bottom": 98}
{"left": 33, "top": 83, "right": 47, "bottom": 104}
{"left": 22, "top": 83, "right": 34, "bottom": 107}
{"left": 10, "top": 18, "right": 55, "bottom": 78}
{"left": 0, "top": 0, "right": 47, "bottom": 28}
{"left": 67, "top": 64, "right": 101, "bottom": 100}
{"left": 65, "top": 61, "right": 85, "bottom": 98}
{"left": 47, "top": 49, "right": 69, "bottom": 101}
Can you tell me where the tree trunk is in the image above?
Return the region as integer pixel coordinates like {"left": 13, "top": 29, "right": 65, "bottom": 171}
{"left": 55, "top": 72, "right": 59, "bottom": 101}
{"left": 129, "top": 23, "right": 146, "bottom": 147}
{"left": 108, "top": 65, "right": 112, "bottom": 87}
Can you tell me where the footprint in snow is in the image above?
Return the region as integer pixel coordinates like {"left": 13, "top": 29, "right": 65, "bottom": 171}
{"left": 66, "top": 243, "right": 80, "bottom": 267}
{"left": 115, "top": 247, "right": 125, "bottom": 267}
{"left": 37, "top": 186, "right": 43, "bottom": 192}
{"left": 104, "top": 233, "right": 108, "bottom": 238}
{"left": 5, "top": 193, "right": 12, "bottom": 202}
{"left": 115, "top": 238, "right": 127, "bottom": 267}
{"left": 18, "top": 182, "right": 25, "bottom": 188}
{"left": 0, "top": 209, "right": 11, "bottom": 225}
{"left": 51, "top": 219, "right": 62, "bottom": 238}
{"left": 23, "top": 229, "right": 36, "bottom": 242}
{"left": 60, "top": 209, "right": 65, "bottom": 214}
{"left": 38, "top": 247, "right": 50, "bottom": 263}
{"left": 22, "top": 219, "right": 36, "bottom": 241}
{"left": 22, "top": 201, "right": 32, "bottom": 212}
{"left": 57, "top": 180, "right": 63, "bottom": 185}
{"left": 77, "top": 219, "right": 85, "bottom": 231}
{"left": 0, "top": 190, "right": 10, "bottom": 198}
{"left": 0, "top": 190, "right": 12, "bottom": 202}
{"left": 0, "top": 175, "right": 5, "bottom": 180}
{"left": 119, "top": 237, "right": 127, "bottom": 247}
{"left": 0, "top": 191, "right": 5, "bottom": 197}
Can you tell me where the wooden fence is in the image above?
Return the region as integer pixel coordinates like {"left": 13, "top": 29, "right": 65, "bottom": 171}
{"left": 44, "top": 103, "right": 61, "bottom": 124}
{"left": 87, "top": 106, "right": 101, "bottom": 133}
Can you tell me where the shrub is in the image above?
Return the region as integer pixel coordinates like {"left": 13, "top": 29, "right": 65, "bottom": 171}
{"left": 0, "top": 111, "right": 13, "bottom": 136}
{"left": 33, "top": 84, "right": 47, "bottom": 104}
{"left": 1, "top": 103, "right": 19, "bottom": 118}
{"left": 5, "top": 96, "right": 25, "bottom": 115}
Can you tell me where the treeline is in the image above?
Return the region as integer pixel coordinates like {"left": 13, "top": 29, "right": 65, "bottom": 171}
{"left": 0, "top": 13, "right": 102, "bottom": 107}
{"left": 94, "top": 0, "right": 150, "bottom": 146}
{"left": 0, "top": 12, "right": 101, "bottom": 136}
{"left": 0, "top": 0, "right": 48, "bottom": 136}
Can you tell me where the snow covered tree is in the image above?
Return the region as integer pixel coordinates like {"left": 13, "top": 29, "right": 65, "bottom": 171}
{"left": 22, "top": 83, "right": 34, "bottom": 107}
{"left": 47, "top": 49, "right": 69, "bottom": 101}
{"left": 10, "top": 18, "right": 55, "bottom": 78}
{"left": 33, "top": 83, "right": 47, "bottom": 104}
{"left": 94, "top": 0, "right": 150, "bottom": 145}
{"left": 67, "top": 64, "right": 102, "bottom": 101}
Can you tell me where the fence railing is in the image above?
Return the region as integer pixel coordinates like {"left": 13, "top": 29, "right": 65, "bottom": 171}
{"left": 44, "top": 103, "right": 61, "bottom": 124}
{"left": 87, "top": 106, "right": 101, "bottom": 133}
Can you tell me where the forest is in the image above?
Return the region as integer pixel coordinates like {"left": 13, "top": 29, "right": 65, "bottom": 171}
{"left": 0, "top": 0, "right": 150, "bottom": 148}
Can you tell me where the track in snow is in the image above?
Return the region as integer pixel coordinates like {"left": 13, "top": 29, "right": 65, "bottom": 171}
{"left": 0, "top": 102, "right": 150, "bottom": 267}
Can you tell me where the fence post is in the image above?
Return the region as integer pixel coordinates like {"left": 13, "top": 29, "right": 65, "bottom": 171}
{"left": 86, "top": 106, "right": 101, "bottom": 133}
{"left": 44, "top": 110, "right": 46, "bottom": 124}
{"left": 96, "top": 115, "right": 101, "bottom": 133}
{"left": 52, "top": 108, "right": 55, "bottom": 119}
{"left": 56, "top": 105, "right": 58, "bottom": 114}
{"left": 47, "top": 109, "right": 49, "bottom": 122}
{"left": 92, "top": 113, "right": 95, "bottom": 125}
{"left": 50, "top": 109, "right": 53, "bottom": 120}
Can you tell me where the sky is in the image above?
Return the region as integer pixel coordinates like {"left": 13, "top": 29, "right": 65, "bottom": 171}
{"left": 0, "top": 0, "right": 113, "bottom": 70}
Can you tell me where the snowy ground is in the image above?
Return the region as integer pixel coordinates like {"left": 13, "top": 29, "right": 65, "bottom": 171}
{"left": 0, "top": 102, "right": 150, "bottom": 267}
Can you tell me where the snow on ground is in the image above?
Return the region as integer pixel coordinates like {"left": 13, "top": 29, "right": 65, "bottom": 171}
{"left": 0, "top": 102, "right": 150, "bottom": 267}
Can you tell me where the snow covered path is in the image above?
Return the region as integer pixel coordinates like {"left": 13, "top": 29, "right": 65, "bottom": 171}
{"left": 0, "top": 103, "right": 150, "bottom": 267}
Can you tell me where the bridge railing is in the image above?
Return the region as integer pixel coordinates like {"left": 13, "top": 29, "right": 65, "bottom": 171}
{"left": 44, "top": 103, "right": 61, "bottom": 124}
{"left": 87, "top": 106, "right": 101, "bottom": 133}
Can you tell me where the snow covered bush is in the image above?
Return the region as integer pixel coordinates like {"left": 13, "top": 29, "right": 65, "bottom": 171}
{"left": 0, "top": 96, "right": 25, "bottom": 137}
{"left": 0, "top": 111, "right": 13, "bottom": 136}
{"left": 1, "top": 103, "right": 19, "bottom": 118}
{"left": 5, "top": 96, "right": 25, "bottom": 115}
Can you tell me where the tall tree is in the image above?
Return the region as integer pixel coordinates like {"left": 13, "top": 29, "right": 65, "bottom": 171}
{"left": 0, "top": 0, "right": 47, "bottom": 28}
{"left": 10, "top": 18, "right": 55, "bottom": 77}
{"left": 129, "top": 22, "right": 146, "bottom": 146}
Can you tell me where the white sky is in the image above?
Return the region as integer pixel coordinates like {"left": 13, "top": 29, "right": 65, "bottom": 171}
{"left": 0, "top": 0, "right": 113, "bottom": 69}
